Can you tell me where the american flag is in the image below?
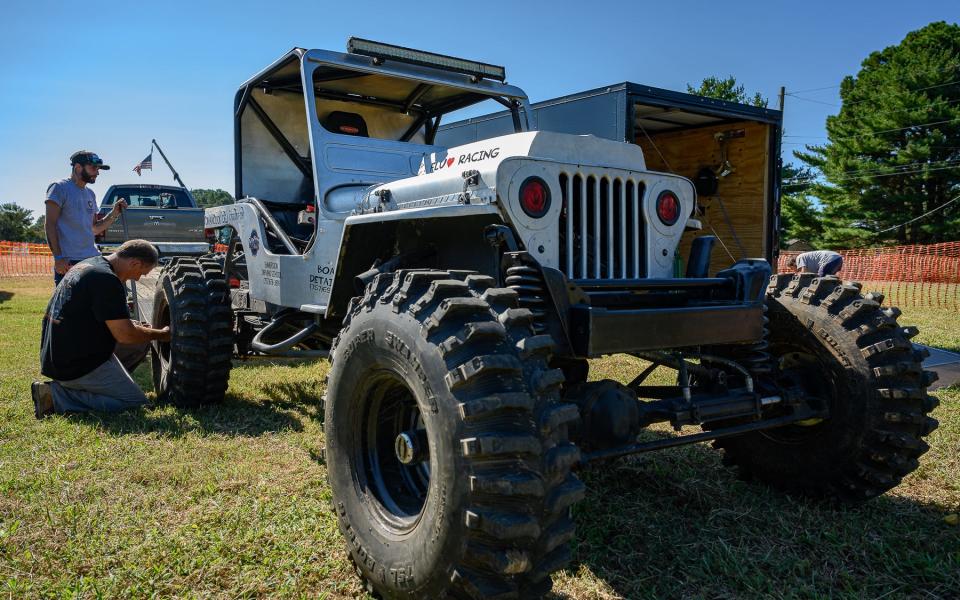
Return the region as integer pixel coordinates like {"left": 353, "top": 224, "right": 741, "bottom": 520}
{"left": 133, "top": 152, "right": 153, "bottom": 176}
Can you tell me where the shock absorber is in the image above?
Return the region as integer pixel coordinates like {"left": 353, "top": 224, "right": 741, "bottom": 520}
{"left": 734, "top": 303, "right": 774, "bottom": 376}
{"left": 707, "top": 304, "right": 773, "bottom": 379}
{"left": 504, "top": 259, "right": 548, "bottom": 333}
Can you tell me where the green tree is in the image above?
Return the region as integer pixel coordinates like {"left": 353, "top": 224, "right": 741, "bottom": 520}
{"left": 686, "top": 75, "right": 768, "bottom": 108}
{"left": 191, "top": 189, "right": 235, "bottom": 208}
{"left": 26, "top": 215, "right": 46, "bottom": 243}
{"left": 0, "top": 203, "right": 35, "bottom": 242}
{"left": 780, "top": 164, "right": 823, "bottom": 246}
{"left": 797, "top": 21, "right": 960, "bottom": 246}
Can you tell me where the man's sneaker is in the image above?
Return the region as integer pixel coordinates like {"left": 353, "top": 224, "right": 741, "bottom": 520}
{"left": 31, "top": 381, "right": 54, "bottom": 419}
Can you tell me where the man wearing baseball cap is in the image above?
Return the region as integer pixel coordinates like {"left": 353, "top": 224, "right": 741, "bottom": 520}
{"left": 44, "top": 150, "right": 128, "bottom": 284}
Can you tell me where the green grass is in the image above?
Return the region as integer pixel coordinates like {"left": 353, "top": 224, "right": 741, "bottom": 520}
{"left": 0, "top": 277, "right": 957, "bottom": 599}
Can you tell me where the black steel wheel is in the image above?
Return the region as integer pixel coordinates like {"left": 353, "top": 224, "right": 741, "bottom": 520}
{"left": 151, "top": 256, "right": 234, "bottom": 407}
{"left": 714, "top": 273, "right": 939, "bottom": 501}
{"left": 325, "top": 269, "right": 583, "bottom": 599}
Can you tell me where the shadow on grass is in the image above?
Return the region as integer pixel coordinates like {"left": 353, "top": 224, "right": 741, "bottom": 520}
{"left": 69, "top": 359, "right": 324, "bottom": 438}
{"left": 550, "top": 430, "right": 959, "bottom": 599}
{"left": 68, "top": 392, "right": 311, "bottom": 438}
{"left": 0, "top": 290, "right": 13, "bottom": 305}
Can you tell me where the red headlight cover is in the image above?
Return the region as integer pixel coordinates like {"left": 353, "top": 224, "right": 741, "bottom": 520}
{"left": 656, "top": 191, "right": 680, "bottom": 226}
{"left": 519, "top": 177, "right": 551, "bottom": 218}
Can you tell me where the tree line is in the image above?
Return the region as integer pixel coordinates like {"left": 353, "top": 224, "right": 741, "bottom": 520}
{"left": 0, "top": 189, "right": 235, "bottom": 243}
{"left": 689, "top": 21, "right": 960, "bottom": 249}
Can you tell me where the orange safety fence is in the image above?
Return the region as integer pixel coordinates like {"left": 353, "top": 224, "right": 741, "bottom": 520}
{"left": 0, "top": 242, "right": 53, "bottom": 277}
{"left": 5, "top": 238, "right": 960, "bottom": 309}
{"left": 0, "top": 241, "right": 229, "bottom": 278}
{"left": 778, "top": 241, "right": 960, "bottom": 310}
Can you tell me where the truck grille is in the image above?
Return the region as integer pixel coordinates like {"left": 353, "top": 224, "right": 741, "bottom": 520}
{"left": 558, "top": 172, "right": 646, "bottom": 279}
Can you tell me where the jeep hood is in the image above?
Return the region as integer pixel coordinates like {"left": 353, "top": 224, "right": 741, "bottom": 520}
{"left": 366, "top": 131, "right": 647, "bottom": 208}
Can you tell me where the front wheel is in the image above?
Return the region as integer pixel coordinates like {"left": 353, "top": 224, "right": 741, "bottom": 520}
{"left": 151, "top": 256, "right": 234, "bottom": 407}
{"left": 325, "top": 270, "right": 583, "bottom": 599}
{"left": 714, "top": 273, "right": 939, "bottom": 501}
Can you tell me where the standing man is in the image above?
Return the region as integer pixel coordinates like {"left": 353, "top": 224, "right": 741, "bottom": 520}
{"left": 31, "top": 240, "right": 171, "bottom": 418}
{"left": 45, "top": 150, "right": 128, "bottom": 284}
{"left": 788, "top": 249, "right": 844, "bottom": 277}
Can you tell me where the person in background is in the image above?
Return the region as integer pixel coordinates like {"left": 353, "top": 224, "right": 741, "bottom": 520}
{"left": 45, "top": 150, "right": 128, "bottom": 284}
{"left": 788, "top": 249, "right": 844, "bottom": 277}
{"left": 31, "top": 240, "right": 171, "bottom": 418}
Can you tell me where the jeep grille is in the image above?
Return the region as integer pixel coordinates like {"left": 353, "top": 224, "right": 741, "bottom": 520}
{"left": 558, "top": 173, "right": 646, "bottom": 279}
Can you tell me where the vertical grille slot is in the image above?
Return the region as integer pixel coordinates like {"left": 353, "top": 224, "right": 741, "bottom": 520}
{"left": 559, "top": 171, "right": 645, "bottom": 280}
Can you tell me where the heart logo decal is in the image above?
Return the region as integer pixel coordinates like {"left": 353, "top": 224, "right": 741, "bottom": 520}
{"left": 447, "top": 157, "right": 455, "bottom": 167}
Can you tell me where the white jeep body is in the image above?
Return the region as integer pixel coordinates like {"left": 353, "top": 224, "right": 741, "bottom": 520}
{"left": 205, "top": 129, "right": 693, "bottom": 315}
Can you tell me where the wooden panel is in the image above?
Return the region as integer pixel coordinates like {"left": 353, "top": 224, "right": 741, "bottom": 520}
{"left": 637, "top": 120, "right": 771, "bottom": 275}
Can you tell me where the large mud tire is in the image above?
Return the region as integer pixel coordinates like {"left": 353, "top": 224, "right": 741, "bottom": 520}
{"left": 325, "top": 270, "right": 583, "bottom": 599}
{"left": 151, "top": 256, "right": 233, "bottom": 407}
{"left": 714, "top": 273, "right": 939, "bottom": 502}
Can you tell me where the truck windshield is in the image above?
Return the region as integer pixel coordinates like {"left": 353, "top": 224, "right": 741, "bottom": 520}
{"left": 102, "top": 188, "right": 192, "bottom": 208}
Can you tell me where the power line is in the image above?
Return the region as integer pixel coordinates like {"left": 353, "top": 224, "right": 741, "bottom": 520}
{"left": 874, "top": 193, "right": 960, "bottom": 234}
{"left": 786, "top": 73, "right": 960, "bottom": 108}
{"left": 782, "top": 158, "right": 960, "bottom": 184}
{"left": 784, "top": 94, "right": 840, "bottom": 107}
{"left": 786, "top": 83, "right": 842, "bottom": 95}
{"left": 782, "top": 163, "right": 960, "bottom": 188}
{"left": 786, "top": 95, "right": 960, "bottom": 120}
{"left": 783, "top": 116, "right": 960, "bottom": 141}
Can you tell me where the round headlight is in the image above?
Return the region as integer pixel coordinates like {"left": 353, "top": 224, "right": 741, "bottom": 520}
{"left": 519, "top": 177, "right": 551, "bottom": 218}
{"left": 656, "top": 190, "right": 680, "bottom": 226}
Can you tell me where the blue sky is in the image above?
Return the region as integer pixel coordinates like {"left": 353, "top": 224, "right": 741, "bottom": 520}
{"left": 1, "top": 0, "right": 956, "bottom": 217}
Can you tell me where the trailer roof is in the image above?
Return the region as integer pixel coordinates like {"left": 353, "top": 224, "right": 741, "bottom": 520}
{"left": 440, "top": 82, "right": 782, "bottom": 136}
{"left": 624, "top": 82, "right": 782, "bottom": 131}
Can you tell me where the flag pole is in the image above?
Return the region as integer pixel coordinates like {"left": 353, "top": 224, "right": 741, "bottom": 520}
{"left": 151, "top": 139, "right": 188, "bottom": 190}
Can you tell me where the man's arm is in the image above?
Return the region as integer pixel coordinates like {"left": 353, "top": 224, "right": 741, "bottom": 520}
{"left": 105, "top": 319, "right": 171, "bottom": 344}
{"left": 44, "top": 200, "right": 70, "bottom": 275}
{"left": 92, "top": 198, "right": 128, "bottom": 235}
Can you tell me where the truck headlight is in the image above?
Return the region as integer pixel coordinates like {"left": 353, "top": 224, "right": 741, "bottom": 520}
{"left": 519, "top": 176, "right": 551, "bottom": 218}
{"left": 656, "top": 190, "right": 680, "bottom": 226}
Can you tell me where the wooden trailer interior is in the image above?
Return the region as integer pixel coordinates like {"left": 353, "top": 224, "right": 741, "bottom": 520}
{"left": 635, "top": 107, "right": 775, "bottom": 276}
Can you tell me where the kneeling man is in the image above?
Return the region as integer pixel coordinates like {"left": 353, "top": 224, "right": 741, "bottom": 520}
{"left": 32, "top": 240, "right": 172, "bottom": 418}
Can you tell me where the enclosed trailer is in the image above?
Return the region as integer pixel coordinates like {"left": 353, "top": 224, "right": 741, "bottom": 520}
{"left": 438, "top": 82, "right": 783, "bottom": 275}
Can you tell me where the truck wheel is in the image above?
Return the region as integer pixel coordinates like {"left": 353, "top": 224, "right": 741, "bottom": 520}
{"left": 714, "top": 273, "right": 939, "bottom": 501}
{"left": 151, "top": 256, "right": 234, "bottom": 407}
{"left": 325, "top": 270, "right": 583, "bottom": 599}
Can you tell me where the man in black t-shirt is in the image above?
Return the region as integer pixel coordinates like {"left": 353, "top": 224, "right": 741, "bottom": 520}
{"left": 32, "top": 240, "right": 172, "bottom": 418}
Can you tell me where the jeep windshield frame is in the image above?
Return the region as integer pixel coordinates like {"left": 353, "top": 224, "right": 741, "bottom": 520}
{"left": 234, "top": 47, "right": 531, "bottom": 214}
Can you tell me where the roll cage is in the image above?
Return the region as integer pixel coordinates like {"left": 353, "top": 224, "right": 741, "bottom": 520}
{"left": 232, "top": 45, "right": 533, "bottom": 220}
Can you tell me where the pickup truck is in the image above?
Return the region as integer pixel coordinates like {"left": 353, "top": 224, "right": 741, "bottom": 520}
{"left": 97, "top": 184, "right": 212, "bottom": 255}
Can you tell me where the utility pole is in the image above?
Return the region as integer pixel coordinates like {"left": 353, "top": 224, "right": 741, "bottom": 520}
{"left": 778, "top": 86, "right": 785, "bottom": 112}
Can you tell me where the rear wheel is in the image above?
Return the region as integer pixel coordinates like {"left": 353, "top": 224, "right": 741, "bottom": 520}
{"left": 151, "top": 256, "right": 234, "bottom": 407}
{"left": 714, "top": 273, "right": 939, "bottom": 501}
{"left": 325, "top": 269, "right": 583, "bottom": 599}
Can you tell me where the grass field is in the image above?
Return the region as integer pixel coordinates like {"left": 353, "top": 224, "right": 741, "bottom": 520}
{"left": 0, "top": 276, "right": 957, "bottom": 599}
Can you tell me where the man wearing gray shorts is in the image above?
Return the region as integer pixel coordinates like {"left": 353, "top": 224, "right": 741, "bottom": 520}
{"left": 31, "top": 240, "right": 171, "bottom": 418}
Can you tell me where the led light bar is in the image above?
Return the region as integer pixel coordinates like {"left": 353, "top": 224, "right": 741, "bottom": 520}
{"left": 347, "top": 37, "right": 506, "bottom": 82}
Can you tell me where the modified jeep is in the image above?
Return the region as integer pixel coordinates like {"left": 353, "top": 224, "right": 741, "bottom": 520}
{"left": 150, "top": 39, "right": 939, "bottom": 599}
